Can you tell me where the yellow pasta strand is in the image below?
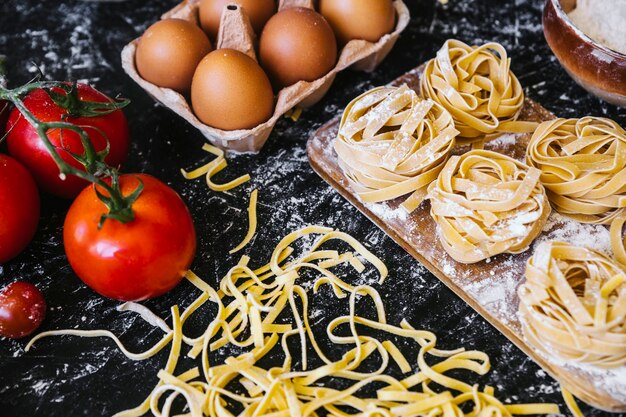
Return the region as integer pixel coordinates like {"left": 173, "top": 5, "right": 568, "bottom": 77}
{"left": 335, "top": 85, "right": 458, "bottom": 212}
{"left": 519, "top": 241, "right": 626, "bottom": 368}
{"left": 427, "top": 149, "right": 550, "bottom": 263}
{"left": 181, "top": 143, "right": 250, "bottom": 192}
{"left": 230, "top": 189, "right": 259, "bottom": 254}
{"left": 27, "top": 226, "right": 558, "bottom": 417}
{"left": 420, "top": 39, "right": 532, "bottom": 144}
{"left": 526, "top": 117, "right": 626, "bottom": 224}
{"left": 562, "top": 388, "right": 585, "bottom": 417}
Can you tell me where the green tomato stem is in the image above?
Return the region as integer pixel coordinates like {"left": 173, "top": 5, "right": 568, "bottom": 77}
{"left": 0, "top": 81, "right": 139, "bottom": 227}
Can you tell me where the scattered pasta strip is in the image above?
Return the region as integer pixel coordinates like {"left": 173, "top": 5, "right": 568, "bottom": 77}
{"left": 420, "top": 39, "right": 534, "bottom": 144}
{"left": 117, "top": 302, "right": 171, "bottom": 333}
{"left": 519, "top": 241, "right": 626, "bottom": 368}
{"left": 335, "top": 84, "right": 459, "bottom": 212}
{"left": 229, "top": 189, "right": 259, "bottom": 254}
{"left": 611, "top": 213, "right": 626, "bottom": 272}
{"left": 27, "top": 226, "right": 558, "bottom": 417}
{"left": 284, "top": 107, "right": 303, "bottom": 122}
{"left": 527, "top": 116, "right": 626, "bottom": 224}
{"left": 181, "top": 143, "right": 250, "bottom": 192}
{"left": 562, "top": 387, "right": 585, "bottom": 417}
{"left": 427, "top": 149, "right": 550, "bottom": 263}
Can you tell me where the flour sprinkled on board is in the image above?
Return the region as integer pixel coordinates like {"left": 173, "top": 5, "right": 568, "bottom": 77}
{"left": 365, "top": 201, "right": 409, "bottom": 222}
{"left": 464, "top": 256, "right": 522, "bottom": 326}
{"left": 487, "top": 133, "right": 519, "bottom": 148}
{"left": 536, "top": 212, "right": 612, "bottom": 256}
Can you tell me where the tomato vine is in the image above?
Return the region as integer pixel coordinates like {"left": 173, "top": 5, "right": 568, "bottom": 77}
{"left": 0, "top": 80, "right": 139, "bottom": 227}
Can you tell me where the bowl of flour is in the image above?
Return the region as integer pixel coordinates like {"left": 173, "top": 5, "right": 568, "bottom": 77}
{"left": 543, "top": 0, "right": 626, "bottom": 106}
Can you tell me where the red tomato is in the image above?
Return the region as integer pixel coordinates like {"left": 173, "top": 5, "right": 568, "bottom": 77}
{"left": 0, "top": 154, "right": 40, "bottom": 263}
{"left": 0, "top": 281, "right": 46, "bottom": 339}
{"left": 63, "top": 174, "right": 196, "bottom": 301}
{"left": 6, "top": 83, "right": 130, "bottom": 199}
{"left": 0, "top": 100, "right": 9, "bottom": 137}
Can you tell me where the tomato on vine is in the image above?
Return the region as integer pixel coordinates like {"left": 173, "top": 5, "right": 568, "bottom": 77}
{"left": 0, "top": 100, "right": 9, "bottom": 138}
{"left": 64, "top": 174, "right": 196, "bottom": 301}
{"left": 6, "top": 83, "right": 130, "bottom": 198}
{"left": 0, "top": 154, "right": 40, "bottom": 263}
{"left": 0, "top": 55, "right": 8, "bottom": 138}
{"left": 0, "top": 80, "right": 197, "bottom": 302}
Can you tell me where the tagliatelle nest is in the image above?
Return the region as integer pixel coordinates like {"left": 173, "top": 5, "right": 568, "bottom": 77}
{"left": 526, "top": 116, "right": 626, "bottom": 225}
{"left": 420, "top": 39, "right": 533, "bottom": 144}
{"left": 335, "top": 84, "right": 458, "bottom": 212}
{"left": 427, "top": 149, "right": 550, "bottom": 264}
{"left": 519, "top": 241, "right": 626, "bottom": 368}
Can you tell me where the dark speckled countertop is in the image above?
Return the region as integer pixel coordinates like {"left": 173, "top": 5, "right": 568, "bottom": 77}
{"left": 0, "top": 0, "right": 625, "bottom": 416}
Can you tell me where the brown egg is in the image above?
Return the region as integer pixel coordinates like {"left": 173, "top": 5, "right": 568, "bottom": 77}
{"left": 320, "top": 0, "right": 396, "bottom": 45}
{"left": 191, "top": 49, "right": 274, "bottom": 131}
{"left": 259, "top": 7, "right": 337, "bottom": 88}
{"left": 136, "top": 19, "right": 212, "bottom": 93}
{"left": 199, "top": 0, "right": 277, "bottom": 40}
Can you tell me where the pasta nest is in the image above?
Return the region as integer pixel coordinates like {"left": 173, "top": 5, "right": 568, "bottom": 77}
{"left": 335, "top": 84, "right": 458, "bottom": 212}
{"left": 526, "top": 116, "right": 626, "bottom": 225}
{"left": 519, "top": 241, "right": 626, "bottom": 368}
{"left": 420, "top": 39, "right": 530, "bottom": 144}
{"left": 427, "top": 149, "right": 550, "bottom": 263}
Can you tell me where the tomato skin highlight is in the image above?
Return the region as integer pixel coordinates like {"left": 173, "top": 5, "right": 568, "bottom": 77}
{"left": 0, "top": 154, "right": 40, "bottom": 263}
{"left": 63, "top": 174, "right": 196, "bottom": 301}
{"left": 0, "top": 281, "right": 46, "bottom": 339}
{"left": 6, "top": 83, "right": 130, "bottom": 199}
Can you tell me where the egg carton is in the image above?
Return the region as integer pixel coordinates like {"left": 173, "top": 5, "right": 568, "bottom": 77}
{"left": 121, "top": 0, "right": 410, "bottom": 153}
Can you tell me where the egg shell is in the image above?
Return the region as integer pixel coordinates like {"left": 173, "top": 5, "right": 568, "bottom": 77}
{"left": 199, "top": 0, "right": 277, "bottom": 40}
{"left": 259, "top": 7, "right": 338, "bottom": 88}
{"left": 135, "top": 18, "right": 212, "bottom": 93}
{"left": 320, "top": 0, "right": 396, "bottom": 45}
{"left": 191, "top": 49, "right": 275, "bottom": 131}
{"left": 122, "top": 0, "right": 411, "bottom": 152}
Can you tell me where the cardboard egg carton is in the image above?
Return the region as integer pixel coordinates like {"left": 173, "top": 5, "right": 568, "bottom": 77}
{"left": 121, "top": 0, "right": 410, "bottom": 153}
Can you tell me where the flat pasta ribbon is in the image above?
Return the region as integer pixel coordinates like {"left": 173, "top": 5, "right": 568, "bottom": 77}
{"left": 335, "top": 84, "right": 459, "bottom": 212}
{"left": 420, "top": 39, "right": 533, "bottom": 145}
{"left": 427, "top": 149, "right": 550, "bottom": 263}
{"left": 526, "top": 116, "right": 626, "bottom": 224}
{"left": 26, "top": 225, "right": 559, "bottom": 417}
{"left": 519, "top": 241, "right": 626, "bottom": 368}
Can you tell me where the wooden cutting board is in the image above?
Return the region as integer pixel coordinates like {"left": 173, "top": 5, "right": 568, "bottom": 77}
{"left": 307, "top": 66, "right": 626, "bottom": 412}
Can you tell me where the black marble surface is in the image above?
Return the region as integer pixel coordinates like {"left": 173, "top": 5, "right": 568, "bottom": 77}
{"left": 0, "top": 0, "right": 625, "bottom": 416}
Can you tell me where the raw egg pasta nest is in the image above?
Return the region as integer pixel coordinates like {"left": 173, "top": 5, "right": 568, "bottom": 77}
{"left": 334, "top": 84, "right": 458, "bottom": 212}
{"left": 427, "top": 150, "right": 550, "bottom": 263}
{"left": 26, "top": 226, "right": 559, "bottom": 417}
{"left": 420, "top": 39, "right": 533, "bottom": 144}
{"left": 519, "top": 241, "right": 626, "bottom": 368}
{"left": 526, "top": 117, "right": 626, "bottom": 225}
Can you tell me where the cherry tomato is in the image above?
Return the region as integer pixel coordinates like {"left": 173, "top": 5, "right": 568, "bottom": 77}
{"left": 0, "top": 154, "right": 40, "bottom": 263}
{"left": 6, "top": 83, "right": 130, "bottom": 199}
{"left": 63, "top": 174, "right": 196, "bottom": 301}
{"left": 0, "top": 281, "right": 46, "bottom": 339}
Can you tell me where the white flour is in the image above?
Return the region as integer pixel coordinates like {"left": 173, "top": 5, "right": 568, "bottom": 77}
{"left": 568, "top": 0, "right": 626, "bottom": 55}
{"left": 524, "top": 322, "right": 626, "bottom": 403}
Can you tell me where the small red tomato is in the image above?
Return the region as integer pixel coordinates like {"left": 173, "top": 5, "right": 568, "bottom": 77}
{"left": 0, "top": 154, "right": 40, "bottom": 263}
{"left": 63, "top": 174, "right": 196, "bottom": 301}
{"left": 0, "top": 281, "right": 46, "bottom": 339}
{"left": 6, "top": 83, "right": 130, "bottom": 199}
